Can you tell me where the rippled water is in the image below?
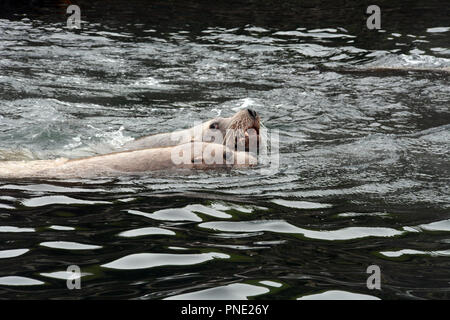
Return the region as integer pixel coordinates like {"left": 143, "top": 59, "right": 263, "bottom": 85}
{"left": 0, "top": 0, "right": 449, "bottom": 299}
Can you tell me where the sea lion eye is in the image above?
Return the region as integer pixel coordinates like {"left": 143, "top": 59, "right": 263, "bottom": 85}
{"left": 209, "top": 122, "right": 219, "bottom": 129}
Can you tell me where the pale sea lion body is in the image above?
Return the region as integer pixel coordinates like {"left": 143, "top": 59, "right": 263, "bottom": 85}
{"left": 0, "top": 142, "right": 256, "bottom": 179}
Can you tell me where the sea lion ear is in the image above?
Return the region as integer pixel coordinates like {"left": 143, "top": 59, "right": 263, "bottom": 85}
{"left": 209, "top": 122, "right": 219, "bottom": 130}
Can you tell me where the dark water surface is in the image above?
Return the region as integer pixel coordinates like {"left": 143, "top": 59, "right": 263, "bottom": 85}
{"left": 0, "top": 0, "right": 449, "bottom": 299}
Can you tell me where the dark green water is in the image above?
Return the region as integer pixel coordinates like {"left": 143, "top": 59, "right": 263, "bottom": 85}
{"left": 0, "top": 0, "right": 449, "bottom": 299}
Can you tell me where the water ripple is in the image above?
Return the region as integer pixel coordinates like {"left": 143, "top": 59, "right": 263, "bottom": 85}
{"left": 102, "top": 252, "right": 230, "bottom": 270}
{"left": 199, "top": 220, "right": 404, "bottom": 240}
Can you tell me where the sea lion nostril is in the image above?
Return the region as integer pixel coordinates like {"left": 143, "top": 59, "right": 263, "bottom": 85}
{"left": 247, "top": 109, "right": 257, "bottom": 118}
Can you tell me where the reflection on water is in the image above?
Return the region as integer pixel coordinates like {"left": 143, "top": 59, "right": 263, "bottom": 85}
{"left": 0, "top": 276, "right": 44, "bottom": 286}
{"left": 102, "top": 252, "right": 230, "bottom": 270}
{"left": 118, "top": 227, "right": 175, "bottom": 238}
{"left": 0, "top": 249, "right": 29, "bottom": 259}
{"left": 380, "top": 249, "right": 450, "bottom": 258}
{"left": 297, "top": 290, "right": 380, "bottom": 300}
{"left": 165, "top": 283, "right": 270, "bottom": 300}
{"left": 0, "top": 0, "right": 449, "bottom": 299}
{"left": 40, "top": 241, "right": 102, "bottom": 250}
{"left": 40, "top": 270, "right": 93, "bottom": 280}
{"left": 199, "top": 220, "right": 404, "bottom": 240}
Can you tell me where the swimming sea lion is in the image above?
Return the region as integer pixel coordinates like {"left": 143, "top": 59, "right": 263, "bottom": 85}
{"left": 0, "top": 142, "right": 257, "bottom": 179}
{"left": 121, "top": 108, "right": 261, "bottom": 151}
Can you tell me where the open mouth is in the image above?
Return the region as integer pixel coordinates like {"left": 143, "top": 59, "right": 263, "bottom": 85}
{"left": 243, "top": 126, "right": 259, "bottom": 143}
{"left": 222, "top": 109, "right": 261, "bottom": 152}
{"left": 245, "top": 125, "right": 260, "bottom": 135}
{"left": 231, "top": 125, "right": 260, "bottom": 153}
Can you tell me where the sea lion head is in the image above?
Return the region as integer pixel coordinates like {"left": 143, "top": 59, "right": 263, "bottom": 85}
{"left": 203, "top": 108, "right": 260, "bottom": 152}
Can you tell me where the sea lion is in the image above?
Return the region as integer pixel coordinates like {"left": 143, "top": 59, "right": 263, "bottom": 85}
{"left": 0, "top": 142, "right": 257, "bottom": 179}
{"left": 121, "top": 108, "right": 261, "bottom": 151}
